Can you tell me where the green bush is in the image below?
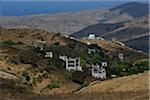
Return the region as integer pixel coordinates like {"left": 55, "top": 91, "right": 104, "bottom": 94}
{"left": 68, "top": 42, "right": 76, "bottom": 49}
{"left": 0, "top": 79, "right": 30, "bottom": 93}
{"left": 128, "top": 66, "right": 139, "bottom": 74}
{"left": 18, "top": 50, "right": 39, "bottom": 65}
{"left": 1, "top": 40, "right": 17, "bottom": 46}
{"left": 71, "top": 71, "right": 85, "bottom": 84}
{"left": 22, "top": 71, "right": 30, "bottom": 82}
{"left": 17, "top": 41, "right": 24, "bottom": 45}
{"left": 88, "top": 53, "right": 104, "bottom": 64}
{"left": 75, "top": 82, "right": 90, "bottom": 92}
{"left": 18, "top": 32, "right": 27, "bottom": 38}
{"left": 136, "top": 61, "right": 149, "bottom": 71}
{"left": 47, "top": 81, "right": 60, "bottom": 90}
{"left": 80, "top": 58, "right": 87, "bottom": 66}
{"left": 80, "top": 82, "right": 90, "bottom": 88}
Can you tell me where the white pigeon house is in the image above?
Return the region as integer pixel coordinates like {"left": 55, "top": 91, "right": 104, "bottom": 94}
{"left": 66, "top": 57, "right": 82, "bottom": 71}
{"left": 119, "top": 53, "right": 124, "bottom": 60}
{"left": 59, "top": 55, "right": 82, "bottom": 71}
{"left": 59, "top": 55, "right": 67, "bottom": 61}
{"left": 92, "top": 64, "right": 106, "bottom": 79}
{"left": 101, "top": 62, "right": 108, "bottom": 67}
{"left": 45, "top": 52, "right": 53, "bottom": 58}
{"left": 34, "top": 40, "right": 46, "bottom": 51}
{"left": 88, "top": 33, "right": 95, "bottom": 40}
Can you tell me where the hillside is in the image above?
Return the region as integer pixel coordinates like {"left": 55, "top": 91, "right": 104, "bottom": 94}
{"left": 110, "top": 2, "right": 149, "bottom": 17}
{"left": 76, "top": 71, "right": 149, "bottom": 100}
{"left": 72, "top": 15, "right": 149, "bottom": 53}
{"left": 0, "top": 28, "right": 149, "bottom": 100}
{"left": 80, "top": 38, "right": 148, "bottom": 63}
{"left": 1, "top": 72, "right": 149, "bottom": 100}
{"left": 0, "top": 9, "right": 109, "bottom": 34}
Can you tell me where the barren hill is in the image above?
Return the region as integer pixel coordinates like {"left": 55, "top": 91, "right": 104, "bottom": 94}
{"left": 0, "top": 2, "right": 149, "bottom": 34}
{"left": 110, "top": 2, "right": 149, "bottom": 17}
{"left": 75, "top": 71, "right": 149, "bottom": 100}
{"left": 72, "top": 15, "right": 149, "bottom": 53}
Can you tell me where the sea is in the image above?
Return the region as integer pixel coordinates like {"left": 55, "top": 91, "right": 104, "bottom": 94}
{"left": 0, "top": 1, "right": 149, "bottom": 16}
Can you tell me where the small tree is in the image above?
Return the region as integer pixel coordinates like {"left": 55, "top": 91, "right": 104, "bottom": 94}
{"left": 71, "top": 71, "right": 85, "bottom": 84}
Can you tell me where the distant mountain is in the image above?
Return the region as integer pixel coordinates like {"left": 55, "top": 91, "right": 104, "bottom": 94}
{"left": 0, "top": 2, "right": 149, "bottom": 34}
{"left": 72, "top": 15, "right": 149, "bottom": 53}
{"left": 70, "top": 22, "right": 123, "bottom": 38}
{"left": 110, "top": 2, "right": 149, "bottom": 17}
{"left": 124, "top": 35, "right": 149, "bottom": 53}
{"left": 0, "top": 9, "right": 109, "bottom": 34}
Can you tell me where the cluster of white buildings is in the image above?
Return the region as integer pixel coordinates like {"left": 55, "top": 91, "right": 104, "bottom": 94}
{"left": 33, "top": 38, "right": 124, "bottom": 80}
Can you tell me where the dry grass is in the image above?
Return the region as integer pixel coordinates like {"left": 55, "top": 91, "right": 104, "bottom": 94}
{"left": 78, "top": 71, "right": 149, "bottom": 93}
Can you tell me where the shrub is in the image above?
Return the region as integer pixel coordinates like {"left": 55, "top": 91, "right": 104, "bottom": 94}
{"left": 18, "top": 32, "right": 27, "bottom": 38}
{"left": 88, "top": 53, "right": 104, "bottom": 64}
{"left": 18, "top": 50, "right": 39, "bottom": 65}
{"left": 47, "top": 81, "right": 60, "bottom": 90}
{"left": 75, "top": 82, "right": 90, "bottom": 92}
{"left": 1, "top": 40, "right": 17, "bottom": 46}
{"left": 22, "top": 71, "right": 30, "bottom": 82}
{"left": 136, "top": 61, "right": 149, "bottom": 71}
{"left": 71, "top": 71, "right": 85, "bottom": 84}
{"left": 9, "top": 55, "right": 19, "bottom": 64}
{"left": 0, "top": 79, "right": 30, "bottom": 93}
{"left": 17, "top": 41, "right": 24, "bottom": 45}
{"left": 80, "top": 58, "right": 87, "bottom": 66}
{"left": 68, "top": 42, "right": 76, "bottom": 49}
{"left": 53, "top": 42, "right": 60, "bottom": 46}
{"left": 80, "top": 82, "right": 90, "bottom": 88}
{"left": 128, "top": 66, "right": 139, "bottom": 74}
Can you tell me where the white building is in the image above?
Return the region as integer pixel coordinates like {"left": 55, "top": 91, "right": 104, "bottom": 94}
{"left": 66, "top": 57, "right": 82, "bottom": 71}
{"left": 88, "top": 33, "right": 95, "bottom": 40}
{"left": 111, "top": 74, "right": 117, "bottom": 78}
{"left": 59, "top": 55, "right": 82, "bottom": 71}
{"left": 87, "top": 44, "right": 102, "bottom": 54}
{"left": 59, "top": 55, "right": 67, "bottom": 61}
{"left": 101, "top": 62, "right": 107, "bottom": 67}
{"left": 88, "top": 48, "right": 96, "bottom": 54}
{"left": 92, "top": 64, "right": 106, "bottom": 79}
{"left": 119, "top": 53, "right": 124, "bottom": 60}
{"left": 34, "top": 40, "right": 46, "bottom": 51}
{"left": 45, "top": 52, "right": 53, "bottom": 58}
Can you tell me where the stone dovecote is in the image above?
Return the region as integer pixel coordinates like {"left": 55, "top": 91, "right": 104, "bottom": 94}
{"left": 119, "top": 53, "right": 124, "bottom": 60}
{"left": 34, "top": 40, "right": 46, "bottom": 51}
{"left": 45, "top": 52, "right": 53, "bottom": 58}
{"left": 59, "top": 55, "right": 82, "bottom": 71}
{"left": 88, "top": 33, "right": 95, "bottom": 40}
{"left": 92, "top": 64, "right": 106, "bottom": 79}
